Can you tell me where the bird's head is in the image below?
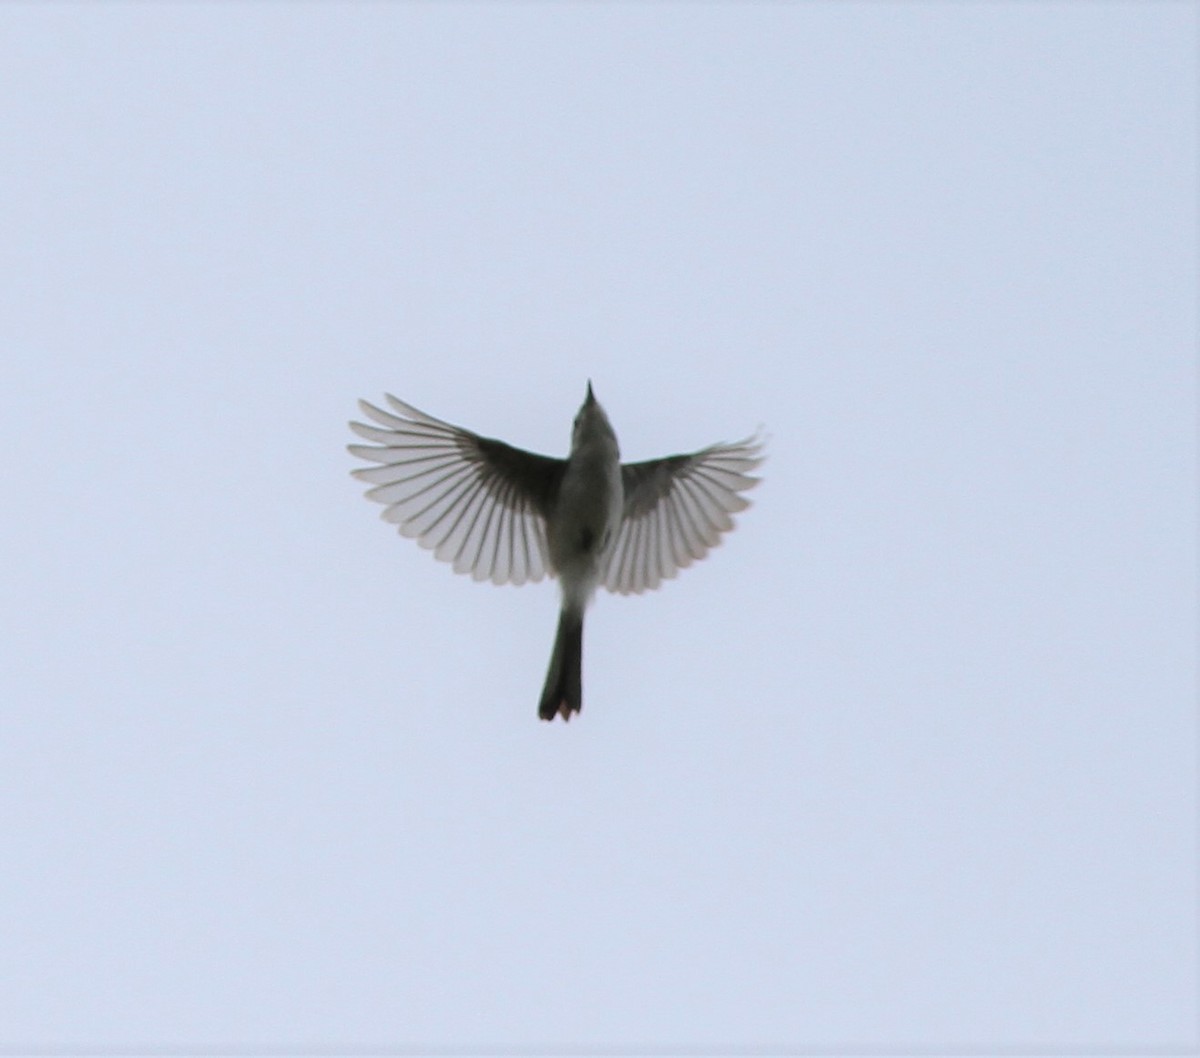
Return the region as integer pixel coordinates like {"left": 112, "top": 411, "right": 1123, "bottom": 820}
{"left": 571, "top": 380, "right": 619, "bottom": 458}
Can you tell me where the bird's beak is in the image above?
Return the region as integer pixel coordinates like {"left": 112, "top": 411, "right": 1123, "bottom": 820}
{"left": 585, "top": 380, "right": 595, "bottom": 404}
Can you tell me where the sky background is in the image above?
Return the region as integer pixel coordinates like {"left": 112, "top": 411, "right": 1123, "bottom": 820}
{"left": 0, "top": 2, "right": 1195, "bottom": 1054}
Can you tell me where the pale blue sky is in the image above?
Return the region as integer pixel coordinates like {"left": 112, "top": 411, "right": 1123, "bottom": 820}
{"left": 1, "top": 2, "right": 1195, "bottom": 1053}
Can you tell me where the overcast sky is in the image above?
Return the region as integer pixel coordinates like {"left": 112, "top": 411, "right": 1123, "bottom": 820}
{"left": 1, "top": 2, "right": 1195, "bottom": 1054}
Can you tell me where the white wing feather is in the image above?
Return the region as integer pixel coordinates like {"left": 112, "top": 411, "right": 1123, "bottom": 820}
{"left": 348, "top": 395, "right": 564, "bottom": 586}
{"left": 602, "top": 435, "right": 765, "bottom": 595}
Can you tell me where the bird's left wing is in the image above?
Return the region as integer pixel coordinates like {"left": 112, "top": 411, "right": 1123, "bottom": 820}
{"left": 349, "top": 395, "right": 565, "bottom": 586}
{"left": 601, "top": 434, "right": 765, "bottom": 595}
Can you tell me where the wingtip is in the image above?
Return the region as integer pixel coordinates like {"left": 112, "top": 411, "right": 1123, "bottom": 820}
{"left": 737, "top": 428, "right": 769, "bottom": 468}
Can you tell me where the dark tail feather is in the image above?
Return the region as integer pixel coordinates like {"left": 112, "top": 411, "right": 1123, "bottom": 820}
{"left": 539, "top": 608, "right": 584, "bottom": 721}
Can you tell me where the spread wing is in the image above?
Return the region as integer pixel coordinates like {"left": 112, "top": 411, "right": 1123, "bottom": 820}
{"left": 602, "top": 434, "right": 765, "bottom": 595}
{"left": 348, "top": 395, "right": 565, "bottom": 586}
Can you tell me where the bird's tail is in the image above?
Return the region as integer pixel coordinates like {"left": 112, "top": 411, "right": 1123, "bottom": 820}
{"left": 539, "top": 607, "right": 584, "bottom": 721}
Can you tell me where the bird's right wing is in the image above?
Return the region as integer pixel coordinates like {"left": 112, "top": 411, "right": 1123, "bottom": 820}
{"left": 601, "top": 434, "right": 765, "bottom": 595}
{"left": 348, "top": 395, "right": 566, "bottom": 586}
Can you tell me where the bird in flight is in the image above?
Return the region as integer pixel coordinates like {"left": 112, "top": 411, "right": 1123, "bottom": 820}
{"left": 348, "top": 383, "right": 764, "bottom": 722}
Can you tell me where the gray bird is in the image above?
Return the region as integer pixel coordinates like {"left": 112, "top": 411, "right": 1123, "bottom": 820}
{"left": 348, "top": 383, "right": 764, "bottom": 721}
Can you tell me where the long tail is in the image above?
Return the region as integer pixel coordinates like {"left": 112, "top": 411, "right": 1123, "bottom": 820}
{"left": 538, "top": 607, "right": 584, "bottom": 721}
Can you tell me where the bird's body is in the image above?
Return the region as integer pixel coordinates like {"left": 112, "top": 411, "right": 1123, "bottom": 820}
{"left": 348, "top": 383, "right": 763, "bottom": 722}
{"left": 545, "top": 392, "right": 624, "bottom": 610}
{"left": 538, "top": 389, "right": 623, "bottom": 719}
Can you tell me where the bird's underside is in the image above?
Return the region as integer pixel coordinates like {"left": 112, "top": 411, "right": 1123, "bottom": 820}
{"left": 348, "top": 390, "right": 764, "bottom": 721}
